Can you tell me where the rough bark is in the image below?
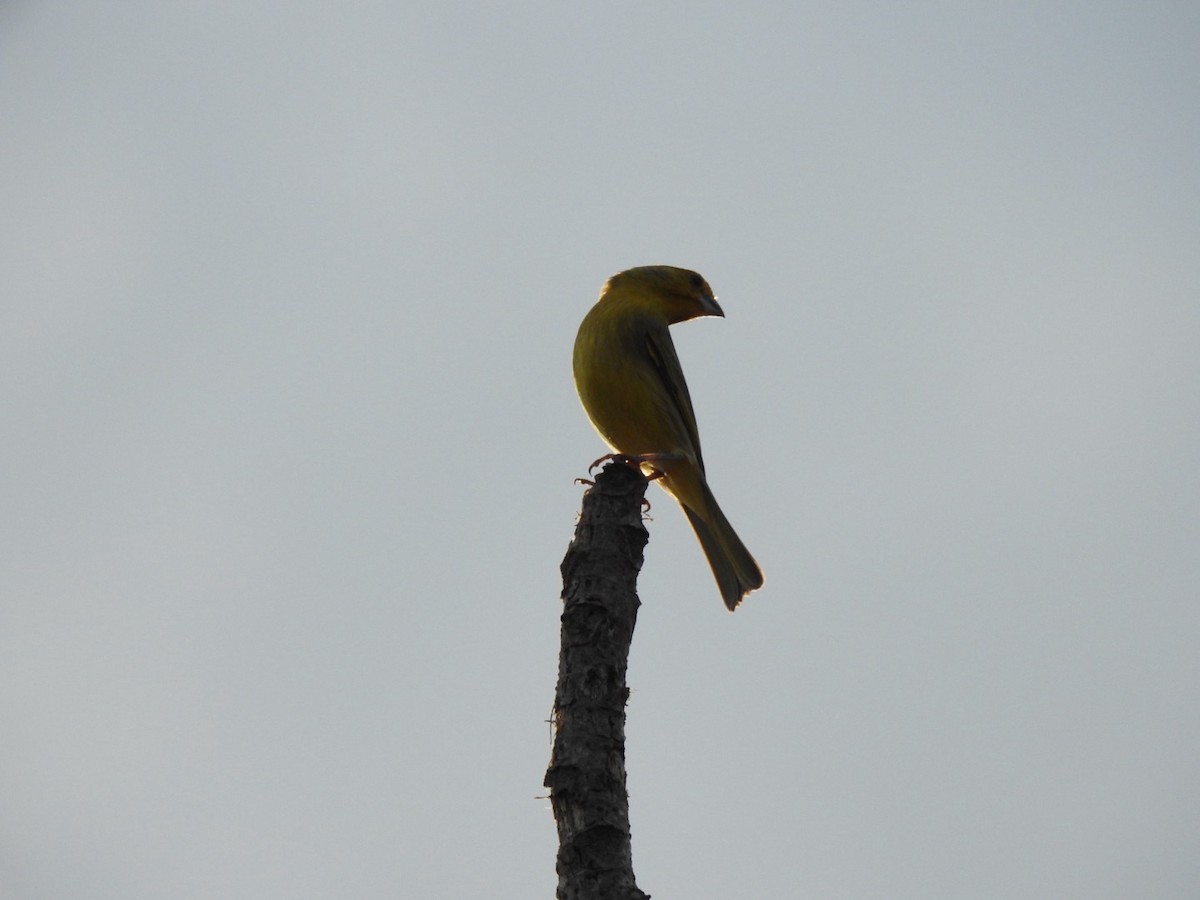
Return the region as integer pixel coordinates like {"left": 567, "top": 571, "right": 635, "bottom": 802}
{"left": 544, "top": 461, "right": 651, "bottom": 900}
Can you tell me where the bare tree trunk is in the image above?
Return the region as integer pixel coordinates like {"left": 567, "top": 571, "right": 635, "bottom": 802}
{"left": 544, "top": 462, "right": 651, "bottom": 900}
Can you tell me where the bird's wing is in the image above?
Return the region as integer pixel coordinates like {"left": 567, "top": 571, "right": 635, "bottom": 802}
{"left": 644, "top": 325, "right": 705, "bottom": 473}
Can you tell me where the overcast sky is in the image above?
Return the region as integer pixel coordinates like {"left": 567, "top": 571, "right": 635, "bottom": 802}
{"left": 3, "top": 3, "right": 1199, "bottom": 898}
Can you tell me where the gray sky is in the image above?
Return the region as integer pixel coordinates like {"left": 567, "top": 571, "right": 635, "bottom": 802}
{"left": 3, "top": 3, "right": 1199, "bottom": 898}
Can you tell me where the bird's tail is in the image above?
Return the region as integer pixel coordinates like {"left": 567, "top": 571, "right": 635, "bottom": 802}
{"left": 682, "top": 480, "right": 764, "bottom": 611}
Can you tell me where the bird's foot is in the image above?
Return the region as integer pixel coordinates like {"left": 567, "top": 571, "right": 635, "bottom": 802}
{"left": 588, "top": 451, "right": 685, "bottom": 477}
{"left": 587, "top": 453, "right": 619, "bottom": 473}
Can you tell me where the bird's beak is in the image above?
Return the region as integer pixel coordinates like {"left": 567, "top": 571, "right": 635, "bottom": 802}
{"left": 702, "top": 294, "right": 725, "bottom": 318}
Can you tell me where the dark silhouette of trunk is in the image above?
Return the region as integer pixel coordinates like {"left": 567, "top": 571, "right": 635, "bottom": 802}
{"left": 544, "top": 462, "right": 651, "bottom": 900}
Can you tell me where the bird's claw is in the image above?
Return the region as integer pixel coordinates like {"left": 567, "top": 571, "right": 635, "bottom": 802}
{"left": 588, "top": 453, "right": 617, "bottom": 473}
{"left": 588, "top": 451, "right": 683, "bottom": 478}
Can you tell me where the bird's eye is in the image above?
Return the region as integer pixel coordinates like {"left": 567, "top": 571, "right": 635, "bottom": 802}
{"left": 689, "top": 272, "right": 704, "bottom": 290}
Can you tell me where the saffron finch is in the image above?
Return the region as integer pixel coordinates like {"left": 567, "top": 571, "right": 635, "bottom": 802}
{"left": 573, "top": 265, "right": 763, "bottom": 610}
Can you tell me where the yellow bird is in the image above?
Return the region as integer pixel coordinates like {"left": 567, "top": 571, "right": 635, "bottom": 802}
{"left": 573, "top": 265, "right": 764, "bottom": 610}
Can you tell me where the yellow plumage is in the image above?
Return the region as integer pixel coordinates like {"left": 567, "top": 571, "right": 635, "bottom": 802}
{"left": 573, "top": 265, "right": 764, "bottom": 610}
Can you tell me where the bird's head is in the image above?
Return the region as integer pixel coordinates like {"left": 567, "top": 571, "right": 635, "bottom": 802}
{"left": 602, "top": 265, "right": 724, "bottom": 324}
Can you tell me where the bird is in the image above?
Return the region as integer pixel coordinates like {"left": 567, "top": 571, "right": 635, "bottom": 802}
{"left": 572, "top": 265, "right": 763, "bottom": 610}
